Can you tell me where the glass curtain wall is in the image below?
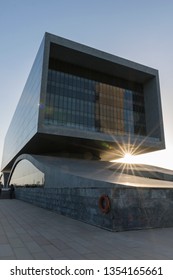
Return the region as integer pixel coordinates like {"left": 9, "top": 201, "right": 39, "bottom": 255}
{"left": 44, "top": 64, "right": 146, "bottom": 137}
{"left": 1, "top": 39, "right": 45, "bottom": 170}
{"left": 9, "top": 160, "right": 44, "bottom": 187}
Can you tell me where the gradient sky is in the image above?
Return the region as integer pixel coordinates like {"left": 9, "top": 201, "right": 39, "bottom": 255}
{"left": 1, "top": 0, "right": 173, "bottom": 171}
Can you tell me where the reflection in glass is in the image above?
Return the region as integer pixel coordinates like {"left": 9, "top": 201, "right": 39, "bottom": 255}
{"left": 1, "top": 38, "right": 45, "bottom": 170}
{"left": 9, "top": 160, "right": 45, "bottom": 188}
{"left": 44, "top": 63, "right": 147, "bottom": 137}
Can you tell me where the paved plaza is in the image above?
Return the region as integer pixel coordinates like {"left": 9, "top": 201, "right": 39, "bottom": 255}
{"left": 0, "top": 199, "right": 173, "bottom": 260}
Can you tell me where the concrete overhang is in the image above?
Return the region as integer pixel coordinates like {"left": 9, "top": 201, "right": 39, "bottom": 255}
{"left": 46, "top": 32, "right": 157, "bottom": 84}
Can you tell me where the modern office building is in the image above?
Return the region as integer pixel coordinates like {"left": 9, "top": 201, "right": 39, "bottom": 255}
{"left": 1, "top": 33, "right": 168, "bottom": 231}
{"left": 1, "top": 32, "right": 165, "bottom": 173}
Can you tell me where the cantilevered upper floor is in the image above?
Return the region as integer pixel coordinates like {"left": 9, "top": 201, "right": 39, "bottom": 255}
{"left": 1, "top": 32, "right": 165, "bottom": 172}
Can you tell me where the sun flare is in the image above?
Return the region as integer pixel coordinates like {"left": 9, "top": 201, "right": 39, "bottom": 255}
{"left": 123, "top": 153, "right": 134, "bottom": 163}
{"left": 112, "top": 152, "right": 137, "bottom": 164}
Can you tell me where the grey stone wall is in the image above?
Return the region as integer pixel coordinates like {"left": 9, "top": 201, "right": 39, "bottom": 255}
{"left": 15, "top": 186, "right": 173, "bottom": 231}
{"left": 111, "top": 187, "right": 173, "bottom": 231}
{"left": 15, "top": 187, "right": 113, "bottom": 230}
{"left": 0, "top": 189, "right": 10, "bottom": 199}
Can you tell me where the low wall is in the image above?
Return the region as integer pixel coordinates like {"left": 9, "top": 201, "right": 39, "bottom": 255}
{"left": 15, "top": 186, "right": 173, "bottom": 231}
{"left": 0, "top": 189, "right": 10, "bottom": 199}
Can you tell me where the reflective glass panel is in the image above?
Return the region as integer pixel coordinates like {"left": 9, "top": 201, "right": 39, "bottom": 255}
{"left": 9, "top": 160, "right": 44, "bottom": 188}
{"left": 44, "top": 60, "right": 146, "bottom": 137}
{"left": 1, "top": 39, "right": 45, "bottom": 170}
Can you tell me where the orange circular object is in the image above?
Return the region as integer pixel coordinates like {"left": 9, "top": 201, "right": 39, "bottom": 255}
{"left": 98, "top": 195, "right": 110, "bottom": 213}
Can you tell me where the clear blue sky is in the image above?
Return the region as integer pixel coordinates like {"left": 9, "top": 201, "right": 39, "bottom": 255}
{"left": 1, "top": 0, "right": 173, "bottom": 170}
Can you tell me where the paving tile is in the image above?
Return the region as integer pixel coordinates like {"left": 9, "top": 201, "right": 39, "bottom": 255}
{"left": 13, "top": 247, "right": 34, "bottom": 260}
{"left": 8, "top": 237, "right": 24, "bottom": 248}
{"left": 62, "top": 248, "right": 84, "bottom": 260}
{"left": 0, "top": 229, "right": 5, "bottom": 235}
{"left": 6, "top": 231, "right": 19, "bottom": 239}
{"left": 19, "top": 234, "right": 34, "bottom": 243}
{"left": 32, "top": 235, "right": 51, "bottom": 246}
{"left": 68, "top": 241, "right": 92, "bottom": 254}
{"left": 13, "top": 227, "right": 27, "bottom": 234}
{"left": 83, "top": 253, "right": 101, "bottom": 260}
{"left": 0, "top": 234, "right": 9, "bottom": 244}
{"left": 24, "top": 241, "right": 43, "bottom": 253}
{"left": 1, "top": 200, "right": 173, "bottom": 260}
{"left": 32, "top": 252, "right": 52, "bottom": 260}
{"left": 0, "top": 244, "right": 14, "bottom": 257}
{"left": 0, "top": 255, "right": 16, "bottom": 260}
{"left": 41, "top": 244, "right": 64, "bottom": 258}
{"left": 50, "top": 238, "right": 72, "bottom": 250}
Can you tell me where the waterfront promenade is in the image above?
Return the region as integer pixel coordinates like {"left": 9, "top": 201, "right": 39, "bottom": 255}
{"left": 0, "top": 199, "right": 173, "bottom": 260}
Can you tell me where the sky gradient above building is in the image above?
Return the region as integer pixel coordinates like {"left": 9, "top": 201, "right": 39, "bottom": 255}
{"left": 1, "top": 0, "right": 173, "bottom": 170}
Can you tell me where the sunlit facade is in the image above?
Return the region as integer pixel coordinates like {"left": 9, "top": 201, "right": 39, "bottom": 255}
{"left": 46, "top": 69, "right": 145, "bottom": 136}
{"left": 1, "top": 32, "right": 165, "bottom": 186}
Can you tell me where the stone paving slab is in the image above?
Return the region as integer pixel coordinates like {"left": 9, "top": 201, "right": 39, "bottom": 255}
{"left": 0, "top": 199, "right": 173, "bottom": 259}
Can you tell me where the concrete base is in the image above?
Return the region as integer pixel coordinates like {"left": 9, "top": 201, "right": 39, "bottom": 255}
{"left": 0, "top": 189, "right": 10, "bottom": 199}
{"left": 15, "top": 186, "right": 173, "bottom": 231}
{"left": 10, "top": 156, "right": 173, "bottom": 231}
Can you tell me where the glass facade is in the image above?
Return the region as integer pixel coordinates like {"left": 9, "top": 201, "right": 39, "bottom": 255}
{"left": 9, "top": 159, "right": 44, "bottom": 187}
{"left": 1, "top": 33, "right": 164, "bottom": 174}
{"left": 44, "top": 65, "right": 146, "bottom": 137}
{"left": 1, "top": 38, "right": 45, "bottom": 170}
